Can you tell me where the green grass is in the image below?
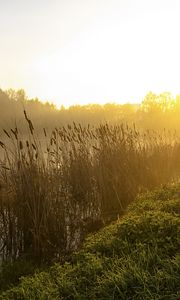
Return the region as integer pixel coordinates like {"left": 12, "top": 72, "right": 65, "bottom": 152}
{"left": 1, "top": 184, "right": 180, "bottom": 299}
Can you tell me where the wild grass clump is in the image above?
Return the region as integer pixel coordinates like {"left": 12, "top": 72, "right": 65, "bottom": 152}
{"left": 0, "top": 112, "right": 180, "bottom": 266}
{"left": 1, "top": 185, "right": 179, "bottom": 299}
{"left": 0, "top": 259, "right": 41, "bottom": 292}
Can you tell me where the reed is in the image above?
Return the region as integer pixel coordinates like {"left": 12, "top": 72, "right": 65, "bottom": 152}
{"left": 0, "top": 113, "right": 180, "bottom": 264}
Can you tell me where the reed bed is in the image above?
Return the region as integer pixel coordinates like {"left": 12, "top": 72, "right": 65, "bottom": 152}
{"left": 0, "top": 112, "right": 180, "bottom": 264}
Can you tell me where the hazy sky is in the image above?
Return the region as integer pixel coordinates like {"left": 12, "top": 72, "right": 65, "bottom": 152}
{"left": 1, "top": 0, "right": 180, "bottom": 107}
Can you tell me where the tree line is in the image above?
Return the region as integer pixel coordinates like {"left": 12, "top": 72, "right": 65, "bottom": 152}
{"left": 1, "top": 89, "right": 180, "bottom": 134}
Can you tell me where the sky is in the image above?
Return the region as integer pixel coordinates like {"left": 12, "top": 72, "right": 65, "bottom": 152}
{"left": 0, "top": 0, "right": 180, "bottom": 107}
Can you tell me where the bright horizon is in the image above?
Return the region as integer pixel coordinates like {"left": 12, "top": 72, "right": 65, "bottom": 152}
{"left": 1, "top": 0, "right": 180, "bottom": 107}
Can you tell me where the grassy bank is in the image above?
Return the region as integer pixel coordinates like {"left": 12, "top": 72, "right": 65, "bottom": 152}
{"left": 1, "top": 184, "right": 180, "bottom": 299}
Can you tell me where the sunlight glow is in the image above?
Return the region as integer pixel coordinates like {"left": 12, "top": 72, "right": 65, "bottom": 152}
{"left": 1, "top": 0, "right": 180, "bottom": 107}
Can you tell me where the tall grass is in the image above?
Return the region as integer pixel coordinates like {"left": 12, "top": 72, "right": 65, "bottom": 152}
{"left": 0, "top": 112, "right": 180, "bottom": 264}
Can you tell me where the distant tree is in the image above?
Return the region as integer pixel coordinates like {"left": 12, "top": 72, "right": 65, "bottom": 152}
{"left": 141, "top": 92, "right": 160, "bottom": 113}
{"left": 6, "top": 88, "right": 27, "bottom": 102}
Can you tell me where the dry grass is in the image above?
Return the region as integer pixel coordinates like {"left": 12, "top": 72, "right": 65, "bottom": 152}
{"left": 0, "top": 112, "right": 180, "bottom": 263}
